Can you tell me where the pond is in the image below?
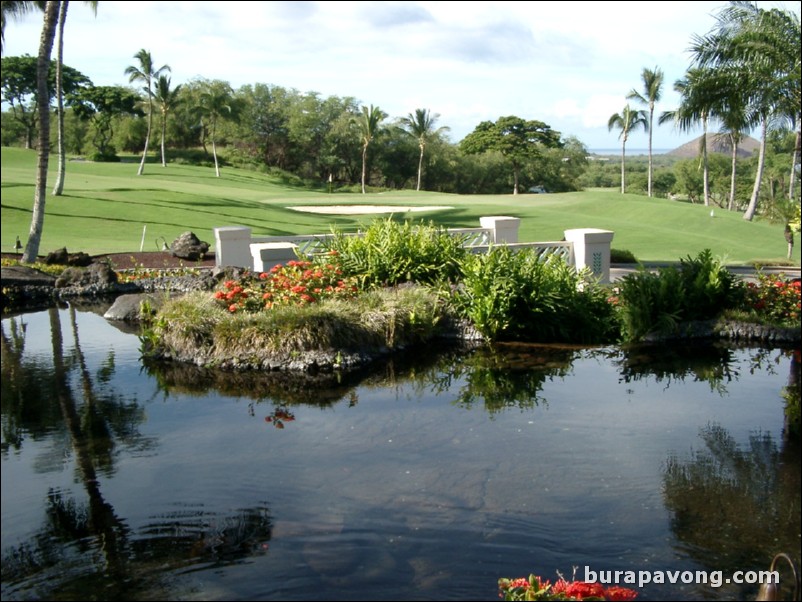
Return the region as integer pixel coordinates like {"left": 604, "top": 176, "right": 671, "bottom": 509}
{"left": 1, "top": 305, "right": 799, "bottom": 601}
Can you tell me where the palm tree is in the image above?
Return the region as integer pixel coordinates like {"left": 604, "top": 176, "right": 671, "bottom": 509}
{"left": 21, "top": 0, "right": 58, "bottom": 264}
{"left": 691, "top": 1, "right": 801, "bottom": 221}
{"left": 197, "top": 79, "right": 235, "bottom": 177}
{"left": 356, "top": 104, "right": 387, "bottom": 194}
{"left": 1, "top": 0, "right": 45, "bottom": 55}
{"left": 627, "top": 66, "right": 664, "bottom": 197}
{"left": 398, "top": 108, "right": 449, "bottom": 191}
{"left": 154, "top": 74, "right": 181, "bottom": 167}
{"left": 52, "top": 0, "right": 97, "bottom": 196}
{"left": 607, "top": 104, "right": 647, "bottom": 194}
{"left": 124, "top": 49, "right": 170, "bottom": 176}
{"left": 660, "top": 68, "right": 721, "bottom": 207}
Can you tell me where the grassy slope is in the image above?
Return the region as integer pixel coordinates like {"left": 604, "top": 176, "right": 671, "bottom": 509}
{"left": 1, "top": 147, "right": 799, "bottom": 265}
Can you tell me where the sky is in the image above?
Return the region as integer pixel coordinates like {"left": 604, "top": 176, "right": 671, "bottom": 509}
{"left": 3, "top": 0, "right": 800, "bottom": 150}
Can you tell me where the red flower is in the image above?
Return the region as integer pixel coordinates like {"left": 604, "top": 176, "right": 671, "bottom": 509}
{"left": 605, "top": 585, "right": 639, "bottom": 601}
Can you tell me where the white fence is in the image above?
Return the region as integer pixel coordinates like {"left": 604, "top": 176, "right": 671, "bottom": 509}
{"left": 213, "top": 217, "right": 614, "bottom": 283}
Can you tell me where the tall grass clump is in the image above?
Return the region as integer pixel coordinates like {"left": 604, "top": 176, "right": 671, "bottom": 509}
{"left": 322, "top": 218, "right": 468, "bottom": 288}
{"left": 616, "top": 249, "right": 744, "bottom": 341}
{"left": 451, "top": 247, "right": 619, "bottom": 343}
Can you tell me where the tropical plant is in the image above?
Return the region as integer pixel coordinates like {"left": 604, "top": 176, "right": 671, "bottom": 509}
{"left": 398, "top": 108, "right": 450, "bottom": 191}
{"left": 355, "top": 104, "right": 387, "bottom": 194}
{"left": 323, "top": 218, "right": 468, "bottom": 288}
{"left": 196, "top": 78, "right": 237, "bottom": 177}
{"left": 690, "top": 1, "right": 801, "bottom": 221}
{"left": 21, "top": 0, "right": 59, "bottom": 264}
{"left": 124, "top": 48, "right": 170, "bottom": 176}
{"left": 0, "top": 0, "right": 43, "bottom": 55}
{"left": 453, "top": 247, "right": 619, "bottom": 343}
{"left": 460, "top": 115, "right": 562, "bottom": 195}
{"left": 607, "top": 105, "right": 647, "bottom": 194}
{"left": 154, "top": 74, "right": 181, "bottom": 167}
{"left": 627, "top": 66, "right": 664, "bottom": 197}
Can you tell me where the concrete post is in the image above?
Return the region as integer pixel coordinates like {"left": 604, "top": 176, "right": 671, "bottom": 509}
{"left": 564, "top": 228, "right": 614, "bottom": 283}
{"left": 479, "top": 216, "right": 521, "bottom": 244}
{"left": 214, "top": 226, "right": 252, "bottom": 269}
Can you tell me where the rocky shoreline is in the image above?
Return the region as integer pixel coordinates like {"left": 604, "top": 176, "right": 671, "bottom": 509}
{"left": 2, "top": 263, "right": 799, "bottom": 374}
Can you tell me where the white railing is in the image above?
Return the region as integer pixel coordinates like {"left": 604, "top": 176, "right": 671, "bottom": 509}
{"left": 213, "top": 218, "right": 614, "bottom": 282}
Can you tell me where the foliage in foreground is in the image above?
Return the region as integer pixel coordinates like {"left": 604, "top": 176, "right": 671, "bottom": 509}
{"left": 451, "top": 246, "right": 619, "bottom": 343}
{"left": 322, "top": 218, "right": 469, "bottom": 288}
{"left": 615, "top": 249, "right": 745, "bottom": 341}
{"left": 498, "top": 574, "right": 637, "bottom": 600}
{"left": 145, "top": 284, "right": 447, "bottom": 366}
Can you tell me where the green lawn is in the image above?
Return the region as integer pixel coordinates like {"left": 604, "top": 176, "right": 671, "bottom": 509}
{"left": 2, "top": 147, "right": 799, "bottom": 265}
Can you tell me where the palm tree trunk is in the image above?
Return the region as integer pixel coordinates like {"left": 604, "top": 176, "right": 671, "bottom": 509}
{"left": 513, "top": 163, "right": 520, "bottom": 195}
{"left": 702, "top": 116, "right": 709, "bottom": 207}
{"left": 137, "top": 93, "right": 152, "bottom": 176}
{"left": 728, "top": 134, "right": 738, "bottom": 211}
{"left": 416, "top": 144, "right": 424, "bottom": 191}
{"left": 647, "top": 102, "right": 654, "bottom": 196}
{"left": 743, "top": 117, "right": 768, "bottom": 221}
{"left": 160, "top": 108, "right": 167, "bottom": 167}
{"left": 52, "top": 0, "right": 69, "bottom": 196}
{"left": 22, "top": 1, "right": 59, "bottom": 264}
{"left": 211, "top": 119, "right": 220, "bottom": 178}
{"left": 361, "top": 143, "right": 368, "bottom": 194}
{"left": 790, "top": 126, "right": 800, "bottom": 202}
{"left": 620, "top": 137, "right": 626, "bottom": 194}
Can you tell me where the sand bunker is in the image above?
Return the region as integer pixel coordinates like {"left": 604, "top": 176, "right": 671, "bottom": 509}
{"left": 289, "top": 205, "right": 453, "bottom": 215}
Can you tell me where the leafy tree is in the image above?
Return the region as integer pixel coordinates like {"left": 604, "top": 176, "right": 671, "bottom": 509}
{"left": 0, "top": 53, "right": 90, "bottom": 148}
{"left": 124, "top": 48, "right": 169, "bottom": 176}
{"left": 398, "top": 108, "right": 450, "bottom": 191}
{"left": 196, "top": 78, "right": 237, "bottom": 177}
{"left": 71, "top": 84, "right": 141, "bottom": 157}
{"left": 355, "top": 104, "right": 387, "bottom": 194}
{"left": 607, "top": 105, "right": 647, "bottom": 194}
{"left": 627, "top": 66, "right": 664, "bottom": 197}
{"left": 153, "top": 75, "right": 180, "bottom": 167}
{"left": 460, "top": 115, "right": 562, "bottom": 195}
{"left": 21, "top": 0, "right": 59, "bottom": 263}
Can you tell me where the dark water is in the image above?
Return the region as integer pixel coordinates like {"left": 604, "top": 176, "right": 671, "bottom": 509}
{"left": 1, "top": 306, "right": 800, "bottom": 601}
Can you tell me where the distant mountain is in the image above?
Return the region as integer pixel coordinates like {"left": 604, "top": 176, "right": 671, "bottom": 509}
{"left": 668, "top": 134, "right": 761, "bottom": 158}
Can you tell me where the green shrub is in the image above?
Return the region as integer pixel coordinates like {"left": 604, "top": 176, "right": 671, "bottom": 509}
{"left": 611, "top": 248, "right": 638, "bottom": 264}
{"left": 451, "top": 247, "right": 619, "bottom": 343}
{"left": 616, "top": 249, "right": 745, "bottom": 341}
{"left": 323, "top": 218, "right": 468, "bottom": 288}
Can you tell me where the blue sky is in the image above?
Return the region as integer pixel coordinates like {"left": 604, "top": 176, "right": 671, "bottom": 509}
{"left": 3, "top": 1, "right": 799, "bottom": 150}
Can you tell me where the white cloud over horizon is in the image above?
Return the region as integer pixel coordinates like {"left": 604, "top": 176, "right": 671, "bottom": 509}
{"left": 3, "top": 1, "right": 799, "bottom": 149}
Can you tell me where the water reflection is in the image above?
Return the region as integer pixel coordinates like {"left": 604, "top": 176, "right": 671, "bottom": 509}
{"left": 1, "top": 307, "right": 800, "bottom": 601}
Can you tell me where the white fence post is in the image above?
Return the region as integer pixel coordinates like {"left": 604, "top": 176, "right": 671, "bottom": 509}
{"left": 564, "top": 228, "right": 614, "bottom": 283}
{"left": 479, "top": 216, "right": 520, "bottom": 243}
{"left": 214, "top": 226, "right": 253, "bottom": 269}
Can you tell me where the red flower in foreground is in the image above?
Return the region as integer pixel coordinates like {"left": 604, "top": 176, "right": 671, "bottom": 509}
{"left": 605, "top": 586, "right": 639, "bottom": 601}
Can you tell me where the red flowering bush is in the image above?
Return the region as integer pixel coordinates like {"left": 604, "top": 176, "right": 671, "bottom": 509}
{"left": 213, "top": 259, "right": 359, "bottom": 313}
{"left": 742, "top": 273, "right": 801, "bottom": 326}
{"left": 498, "top": 574, "right": 637, "bottom": 601}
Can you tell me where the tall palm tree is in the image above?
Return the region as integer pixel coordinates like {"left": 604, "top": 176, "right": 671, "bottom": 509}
{"left": 660, "top": 68, "right": 722, "bottom": 207}
{"left": 627, "top": 66, "right": 664, "bottom": 197}
{"left": 356, "top": 104, "right": 387, "bottom": 194}
{"left": 124, "top": 49, "right": 170, "bottom": 176}
{"left": 607, "top": 104, "right": 647, "bottom": 194}
{"left": 154, "top": 74, "right": 181, "bottom": 167}
{"left": 691, "top": 1, "right": 801, "bottom": 221}
{"left": 52, "top": 0, "right": 96, "bottom": 196}
{"left": 197, "top": 79, "right": 235, "bottom": 177}
{"left": 398, "top": 108, "right": 449, "bottom": 191}
{"left": 21, "top": 0, "right": 58, "bottom": 264}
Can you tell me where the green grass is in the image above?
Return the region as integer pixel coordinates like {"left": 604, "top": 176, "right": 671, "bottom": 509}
{"left": 2, "top": 147, "right": 799, "bottom": 265}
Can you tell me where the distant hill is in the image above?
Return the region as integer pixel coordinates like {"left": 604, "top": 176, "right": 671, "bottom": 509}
{"left": 668, "top": 134, "right": 760, "bottom": 158}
